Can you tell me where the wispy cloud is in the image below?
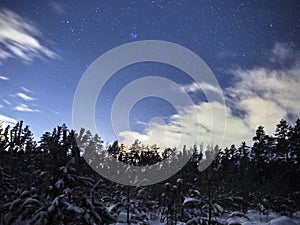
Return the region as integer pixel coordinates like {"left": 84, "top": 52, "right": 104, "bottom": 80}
{"left": 0, "top": 8, "right": 59, "bottom": 64}
{"left": 16, "top": 92, "right": 36, "bottom": 101}
{"left": 14, "top": 103, "right": 40, "bottom": 112}
{"left": 21, "top": 87, "right": 34, "bottom": 93}
{"left": 135, "top": 120, "right": 149, "bottom": 127}
{"left": 217, "top": 49, "right": 235, "bottom": 60}
{"left": 272, "top": 43, "right": 291, "bottom": 59}
{"left": 270, "top": 42, "right": 298, "bottom": 65}
{"left": 0, "top": 75, "right": 9, "bottom": 80}
{"left": 179, "top": 82, "right": 222, "bottom": 94}
{"left": 49, "top": 1, "right": 65, "bottom": 15}
{"left": 50, "top": 110, "right": 59, "bottom": 115}
{"left": 2, "top": 99, "right": 11, "bottom": 105}
{"left": 119, "top": 43, "right": 300, "bottom": 149}
{"left": 0, "top": 104, "right": 3, "bottom": 109}
{"left": 0, "top": 114, "right": 17, "bottom": 126}
{"left": 0, "top": 50, "right": 12, "bottom": 61}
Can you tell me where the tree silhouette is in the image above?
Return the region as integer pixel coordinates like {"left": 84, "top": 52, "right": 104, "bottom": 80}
{"left": 1, "top": 118, "right": 300, "bottom": 224}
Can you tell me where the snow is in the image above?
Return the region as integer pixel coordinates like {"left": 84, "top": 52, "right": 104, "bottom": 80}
{"left": 224, "top": 211, "right": 300, "bottom": 225}
{"left": 177, "top": 178, "right": 183, "bottom": 184}
{"left": 213, "top": 203, "right": 224, "bottom": 214}
{"left": 22, "top": 197, "right": 41, "bottom": 206}
{"left": 228, "top": 211, "right": 250, "bottom": 220}
{"left": 67, "top": 204, "right": 84, "bottom": 214}
{"left": 183, "top": 197, "right": 200, "bottom": 206}
{"left": 190, "top": 189, "right": 201, "bottom": 196}
{"left": 293, "top": 211, "right": 300, "bottom": 219}
{"left": 269, "top": 216, "right": 298, "bottom": 225}
{"left": 63, "top": 187, "right": 72, "bottom": 195}
{"left": 117, "top": 211, "right": 129, "bottom": 223}
{"left": 55, "top": 179, "right": 64, "bottom": 189}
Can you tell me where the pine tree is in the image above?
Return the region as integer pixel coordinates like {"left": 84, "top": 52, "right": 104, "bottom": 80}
{"left": 0, "top": 123, "right": 10, "bottom": 152}
{"left": 108, "top": 141, "right": 120, "bottom": 157}
{"left": 5, "top": 121, "right": 36, "bottom": 153}
{"left": 290, "top": 119, "right": 300, "bottom": 164}
{"left": 252, "top": 126, "right": 271, "bottom": 163}
{"left": 274, "top": 119, "right": 291, "bottom": 163}
{"left": 251, "top": 126, "right": 270, "bottom": 187}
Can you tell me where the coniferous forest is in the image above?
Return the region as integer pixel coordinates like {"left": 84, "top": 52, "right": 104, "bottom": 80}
{"left": 0, "top": 119, "right": 300, "bottom": 225}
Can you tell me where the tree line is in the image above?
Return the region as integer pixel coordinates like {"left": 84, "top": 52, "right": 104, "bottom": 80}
{"left": 0, "top": 118, "right": 299, "bottom": 224}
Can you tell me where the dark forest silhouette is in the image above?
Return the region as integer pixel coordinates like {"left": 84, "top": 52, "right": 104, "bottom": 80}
{"left": 0, "top": 118, "right": 300, "bottom": 224}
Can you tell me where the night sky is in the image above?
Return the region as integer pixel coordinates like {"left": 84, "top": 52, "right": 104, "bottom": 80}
{"left": 0, "top": 1, "right": 299, "bottom": 148}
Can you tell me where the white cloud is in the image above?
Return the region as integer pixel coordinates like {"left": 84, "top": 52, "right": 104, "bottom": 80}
{"left": 135, "top": 120, "right": 149, "bottom": 127}
{"left": 179, "top": 82, "right": 221, "bottom": 94}
{"left": 239, "top": 97, "right": 286, "bottom": 135}
{"left": 118, "top": 43, "right": 300, "bottom": 149}
{"left": 0, "top": 75, "right": 9, "bottom": 80}
{"left": 0, "top": 8, "right": 59, "bottom": 64}
{"left": 14, "top": 103, "right": 40, "bottom": 112}
{"left": 119, "top": 102, "right": 251, "bottom": 149}
{"left": 21, "top": 87, "right": 34, "bottom": 93}
{"left": 16, "top": 92, "right": 36, "bottom": 101}
{"left": 0, "top": 114, "right": 17, "bottom": 126}
{"left": 0, "top": 104, "right": 3, "bottom": 108}
{"left": 227, "top": 61, "right": 300, "bottom": 124}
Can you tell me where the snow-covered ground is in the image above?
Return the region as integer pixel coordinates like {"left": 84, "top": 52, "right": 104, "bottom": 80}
{"left": 222, "top": 210, "right": 300, "bottom": 225}
{"left": 115, "top": 209, "right": 300, "bottom": 225}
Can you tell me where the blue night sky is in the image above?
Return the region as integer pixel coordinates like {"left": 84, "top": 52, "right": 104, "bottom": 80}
{"left": 0, "top": 1, "right": 299, "bottom": 147}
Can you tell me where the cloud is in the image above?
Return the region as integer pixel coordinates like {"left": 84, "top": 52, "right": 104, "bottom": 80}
{"left": 118, "top": 43, "right": 300, "bottom": 149}
{"left": 0, "top": 50, "right": 12, "bottom": 61}
{"left": 0, "top": 104, "right": 3, "bottom": 109}
{"left": 179, "top": 82, "right": 221, "bottom": 94}
{"left": 21, "top": 87, "right": 34, "bottom": 93}
{"left": 49, "top": 2, "right": 65, "bottom": 15}
{"left": 2, "top": 99, "right": 11, "bottom": 105}
{"left": 239, "top": 97, "right": 286, "bottom": 135}
{"left": 270, "top": 42, "right": 298, "bottom": 65}
{"left": 0, "top": 114, "right": 17, "bottom": 126}
{"left": 0, "top": 75, "right": 9, "bottom": 80}
{"left": 217, "top": 49, "right": 235, "bottom": 59}
{"left": 272, "top": 43, "right": 290, "bottom": 59}
{"left": 227, "top": 60, "right": 300, "bottom": 125}
{"left": 16, "top": 92, "right": 36, "bottom": 101}
{"left": 14, "top": 103, "right": 40, "bottom": 112}
{"left": 135, "top": 120, "right": 150, "bottom": 127}
{"left": 119, "top": 101, "right": 251, "bottom": 149}
{"left": 0, "top": 8, "right": 59, "bottom": 64}
{"left": 50, "top": 110, "right": 59, "bottom": 115}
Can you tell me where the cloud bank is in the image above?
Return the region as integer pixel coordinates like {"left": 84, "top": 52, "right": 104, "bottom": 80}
{"left": 119, "top": 43, "right": 300, "bottom": 149}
